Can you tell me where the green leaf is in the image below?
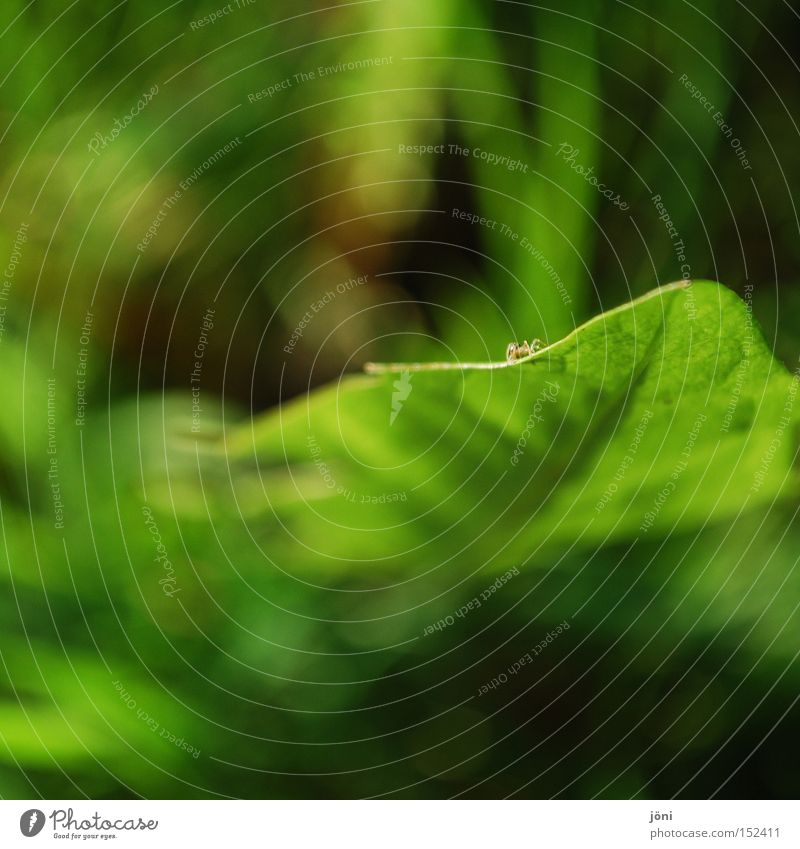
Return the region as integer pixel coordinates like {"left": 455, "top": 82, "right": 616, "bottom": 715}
{"left": 176, "top": 280, "right": 798, "bottom": 572}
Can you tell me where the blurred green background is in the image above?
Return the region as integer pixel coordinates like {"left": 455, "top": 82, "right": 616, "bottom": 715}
{"left": 1, "top": 0, "right": 799, "bottom": 798}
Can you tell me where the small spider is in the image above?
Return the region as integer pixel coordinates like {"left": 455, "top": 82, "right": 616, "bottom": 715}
{"left": 506, "top": 338, "right": 544, "bottom": 362}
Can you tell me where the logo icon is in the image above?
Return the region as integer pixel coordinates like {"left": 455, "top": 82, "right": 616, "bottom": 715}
{"left": 390, "top": 370, "right": 413, "bottom": 425}
{"left": 20, "top": 809, "right": 46, "bottom": 837}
